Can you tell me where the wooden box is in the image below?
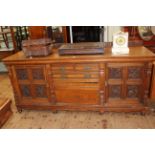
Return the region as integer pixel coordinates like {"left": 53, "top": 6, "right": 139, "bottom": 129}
{"left": 0, "top": 98, "right": 12, "bottom": 128}
{"left": 22, "top": 38, "right": 52, "bottom": 57}
{"left": 58, "top": 42, "right": 104, "bottom": 55}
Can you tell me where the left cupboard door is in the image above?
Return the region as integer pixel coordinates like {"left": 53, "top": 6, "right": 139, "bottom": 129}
{"left": 11, "top": 65, "right": 53, "bottom": 106}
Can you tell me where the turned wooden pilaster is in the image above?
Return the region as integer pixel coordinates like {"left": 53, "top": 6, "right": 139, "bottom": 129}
{"left": 99, "top": 63, "right": 105, "bottom": 105}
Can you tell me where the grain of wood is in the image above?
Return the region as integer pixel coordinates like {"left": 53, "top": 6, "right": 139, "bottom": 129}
{"left": 0, "top": 73, "right": 155, "bottom": 129}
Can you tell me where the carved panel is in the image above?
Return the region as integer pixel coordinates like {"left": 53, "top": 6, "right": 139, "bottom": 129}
{"left": 32, "top": 68, "right": 44, "bottom": 80}
{"left": 127, "top": 85, "right": 139, "bottom": 98}
{"left": 109, "top": 85, "right": 121, "bottom": 98}
{"left": 128, "top": 67, "right": 141, "bottom": 79}
{"left": 20, "top": 85, "right": 31, "bottom": 97}
{"left": 109, "top": 68, "right": 122, "bottom": 79}
{"left": 16, "top": 69, "right": 28, "bottom": 80}
{"left": 34, "top": 85, "right": 47, "bottom": 98}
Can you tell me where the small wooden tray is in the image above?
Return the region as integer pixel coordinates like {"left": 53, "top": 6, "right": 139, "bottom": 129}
{"left": 58, "top": 42, "right": 104, "bottom": 55}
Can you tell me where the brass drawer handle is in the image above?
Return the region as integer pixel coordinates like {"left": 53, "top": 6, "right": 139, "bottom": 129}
{"left": 60, "top": 66, "right": 65, "bottom": 72}
{"left": 84, "top": 73, "right": 91, "bottom": 78}
{"left": 61, "top": 74, "right": 67, "bottom": 79}
{"left": 84, "top": 66, "right": 91, "bottom": 70}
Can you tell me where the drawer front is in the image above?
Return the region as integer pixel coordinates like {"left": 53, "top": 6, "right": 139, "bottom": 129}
{"left": 53, "top": 72, "right": 99, "bottom": 80}
{"left": 54, "top": 82, "right": 99, "bottom": 90}
{"left": 52, "top": 64, "right": 74, "bottom": 71}
{"left": 51, "top": 63, "right": 100, "bottom": 86}
{"left": 52, "top": 63, "right": 99, "bottom": 71}
{"left": 75, "top": 63, "right": 99, "bottom": 71}
{"left": 55, "top": 89, "right": 99, "bottom": 105}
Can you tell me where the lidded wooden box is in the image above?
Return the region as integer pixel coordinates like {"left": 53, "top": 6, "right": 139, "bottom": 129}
{"left": 22, "top": 38, "right": 52, "bottom": 57}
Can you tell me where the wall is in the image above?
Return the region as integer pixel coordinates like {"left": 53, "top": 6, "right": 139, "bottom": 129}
{"left": 104, "top": 26, "right": 121, "bottom": 42}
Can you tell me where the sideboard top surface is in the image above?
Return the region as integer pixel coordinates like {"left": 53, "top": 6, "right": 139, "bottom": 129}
{"left": 3, "top": 46, "right": 155, "bottom": 64}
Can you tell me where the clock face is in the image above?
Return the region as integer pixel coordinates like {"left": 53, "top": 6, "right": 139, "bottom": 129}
{"left": 116, "top": 36, "right": 126, "bottom": 46}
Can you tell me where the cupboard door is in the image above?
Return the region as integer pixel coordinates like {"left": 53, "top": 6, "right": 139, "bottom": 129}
{"left": 106, "top": 65, "right": 124, "bottom": 100}
{"left": 13, "top": 65, "right": 52, "bottom": 105}
{"left": 106, "top": 63, "right": 145, "bottom": 107}
{"left": 126, "top": 66, "right": 144, "bottom": 101}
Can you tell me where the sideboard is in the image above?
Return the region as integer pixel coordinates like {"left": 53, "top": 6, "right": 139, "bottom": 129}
{"left": 3, "top": 46, "right": 155, "bottom": 113}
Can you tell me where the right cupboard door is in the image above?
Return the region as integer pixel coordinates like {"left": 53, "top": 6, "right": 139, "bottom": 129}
{"left": 105, "top": 63, "right": 146, "bottom": 108}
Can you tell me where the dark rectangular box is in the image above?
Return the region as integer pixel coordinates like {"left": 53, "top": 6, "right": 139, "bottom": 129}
{"left": 58, "top": 42, "right": 104, "bottom": 55}
{"left": 22, "top": 38, "right": 52, "bottom": 57}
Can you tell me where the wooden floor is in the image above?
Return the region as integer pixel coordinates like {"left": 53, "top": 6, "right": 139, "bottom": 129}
{"left": 0, "top": 73, "right": 155, "bottom": 129}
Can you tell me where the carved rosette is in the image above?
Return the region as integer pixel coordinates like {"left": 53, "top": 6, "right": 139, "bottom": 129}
{"left": 84, "top": 73, "right": 91, "bottom": 79}
{"left": 109, "top": 85, "right": 121, "bottom": 98}
{"left": 16, "top": 69, "right": 28, "bottom": 80}
{"left": 20, "top": 85, "right": 31, "bottom": 97}
{"left": 109, "top": 68, "right": 122, "bottom": 79}
{"left": 35, "top": 85, "right": 47, "bottom": 98}
{"left": 128, "top": 67, "right": 141, "bottom": 79}
{"left": 32, "top": 69, "right": 44, "bottom": 80}
{"left": 127, "top": 85, "right": 139, "bottom": 98}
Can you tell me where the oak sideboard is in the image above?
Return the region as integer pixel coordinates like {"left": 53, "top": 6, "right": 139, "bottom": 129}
{"left": 3, "top": 46, "right": 155, "bottom": 113}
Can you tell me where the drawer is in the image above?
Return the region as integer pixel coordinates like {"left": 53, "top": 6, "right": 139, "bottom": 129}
{"left": 53, "top": 71, "right": 99, "bottom": 79}
{"left": 55, "top": 89, "right": 99, "bottom": 105}
{"left": 52, "top": 64, "right": 74, "bottom": 71}
{"left": 75, "top": 63, "right": 99, "bottom": 71}
{"left": 52, "top": 64, "right": 99, "bottom": 85}
{"left": 52, "top": 63, "right": 99, "bottom": 72}
{"left": 54, "top": 82, "right": 99, "bottom": 90}
{"left": 53, "top": 78, "right": 99, "bottom": 84}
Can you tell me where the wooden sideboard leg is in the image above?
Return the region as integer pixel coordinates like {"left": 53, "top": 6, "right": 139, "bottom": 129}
{"left": 52, "top": 110, "right": 58, "bottom": 114}
{"left": 99, "top": 109, "right": 105, "bottom": 114}
{"left": 141, "top": 107, "right": 151, "bottom": 115}
{"left": 140, "top": 109, "right": 150, "bottom": 115}
{"left": 17, "top": 107, "right": 22, "bottom": 113}
{"left": 140, "top": 111, "right": 146, "bottom": 116}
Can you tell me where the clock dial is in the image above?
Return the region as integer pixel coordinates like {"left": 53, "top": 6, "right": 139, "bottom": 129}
{"left": 116, "top": 36, "right": 126, "bottom": 46}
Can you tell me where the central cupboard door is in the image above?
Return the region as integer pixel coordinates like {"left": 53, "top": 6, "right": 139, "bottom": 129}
{"left": 51, "top": 63, "right": 101, "bottom": 105}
